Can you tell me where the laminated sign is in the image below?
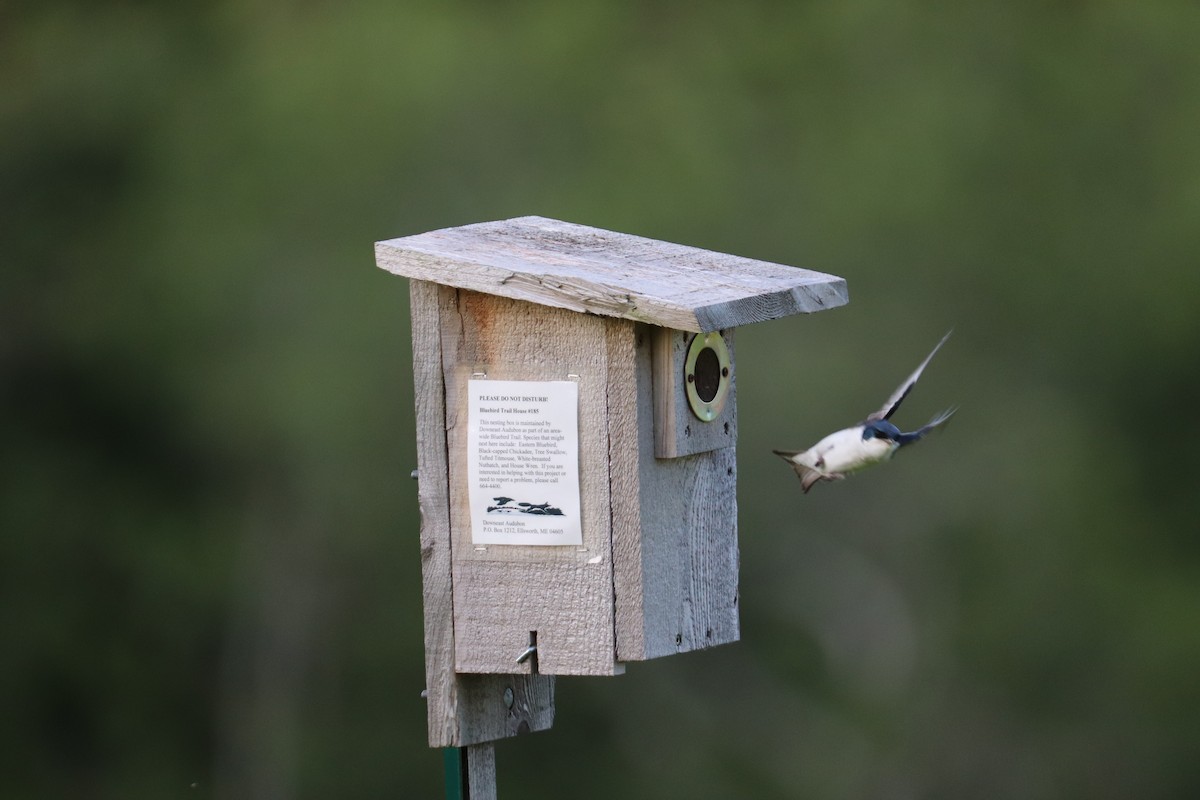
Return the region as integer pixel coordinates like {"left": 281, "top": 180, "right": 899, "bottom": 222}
{"left": 466, "top": 379, "right": 582, "bottom": 546}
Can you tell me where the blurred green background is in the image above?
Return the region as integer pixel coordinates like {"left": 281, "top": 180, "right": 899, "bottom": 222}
{"left": 4, "top": 1, "right": 1199, "bottom": 797}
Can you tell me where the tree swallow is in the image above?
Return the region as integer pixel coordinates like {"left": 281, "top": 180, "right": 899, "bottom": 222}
{"left": 773, "top": 331, "right": 956, "bottom": 493}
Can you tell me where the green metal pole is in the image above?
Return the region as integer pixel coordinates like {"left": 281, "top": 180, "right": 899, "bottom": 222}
{"left": 443, "top": 747, "right": 467, "bottom": 800}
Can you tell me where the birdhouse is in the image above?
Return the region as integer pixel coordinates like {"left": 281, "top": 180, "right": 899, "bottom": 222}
{"left": 376, "top": 216, "right": 846, "bottom": 746}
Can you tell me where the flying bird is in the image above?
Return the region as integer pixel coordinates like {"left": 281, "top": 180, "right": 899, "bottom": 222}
{"left": 774, "top": 331, "right": 956, "bottom": 493}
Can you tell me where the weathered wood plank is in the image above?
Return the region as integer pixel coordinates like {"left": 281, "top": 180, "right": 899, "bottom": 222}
{"left": 440, "top": 288, "right": 621, "bottom": 676}
{"left": 465, "top": 744, "right": 496, "bottom": 800}
{"left": 652, "top": 327, "right": 737, "bottom": 458}
{"left": 607, "top": 321, "right": 648, "bottom": 661}
{"left": 636, "top": 447, "right": 741, "bottom": 659}
{"left": 410, "top": 281, "right": 554, "bottom": 747}
{"left": 410, "top": 279, "right": 460, "bottom": 747}
{"left": 377, "top": 216, "right": 848, "bottom": 333}
{"left": 610, "top": 321, "right": 740, "bottom": 662}
{"left": 457, "top": 670, "right": 554, "bottom": 741}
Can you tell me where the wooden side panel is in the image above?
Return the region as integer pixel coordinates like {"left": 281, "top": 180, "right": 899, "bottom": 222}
{"left": 607, "top": 321, "right": 648, "bottom": 661}
{"left": 611, "top": 322, "right": 741, "bottom": 662}
{"left": 638, "top": 441, "right": 741, "bottom": 660}
{"left": 441, "top": 289, "right": 620, "bottom": 676}
{"left": 410, "top": 281, "right": 554, "bottom": 747}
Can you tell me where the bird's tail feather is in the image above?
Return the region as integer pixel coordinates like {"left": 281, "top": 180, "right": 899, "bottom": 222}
{"left": 799, "top": 468, "right": 823, "bottom": 493}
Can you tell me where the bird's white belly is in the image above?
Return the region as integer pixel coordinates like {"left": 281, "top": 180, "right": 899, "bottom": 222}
{"left": 804, "top": 427, "right": 896, "bottom": 474}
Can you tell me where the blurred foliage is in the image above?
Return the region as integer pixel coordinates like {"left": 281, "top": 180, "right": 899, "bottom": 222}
{"left": 3, "top": 1, "right": 1199, "bottom": 797}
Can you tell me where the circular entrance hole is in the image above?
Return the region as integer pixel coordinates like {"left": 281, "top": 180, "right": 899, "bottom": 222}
{"left": 692, "top": 346, "right": 721, "bottom": 402}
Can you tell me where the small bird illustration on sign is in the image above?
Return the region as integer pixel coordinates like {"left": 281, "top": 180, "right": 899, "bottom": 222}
{"left": 774, "top": 331, "right": 956, "bottom": 493}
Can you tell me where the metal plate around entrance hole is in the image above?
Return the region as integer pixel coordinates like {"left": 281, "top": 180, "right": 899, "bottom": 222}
{"left": 684, "top": 332, "right": 731, "bottom": 421}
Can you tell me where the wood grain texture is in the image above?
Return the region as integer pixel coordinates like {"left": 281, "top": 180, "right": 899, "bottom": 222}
{"left": 652, "top": 327, "right": 737, "bottom": 458}
{"left": 465, "top": 744, "right": 496, "bottom": 800}
{"left": 410, "top": 281, "right": 554, "bottom": 748}
{"left": 377, "top": 216, "right": 848, "bottom": 333}
{"left": 610, "top": 322, "right": 741, "bottom": 661}
{"left": 441, "top": 289, "right": 621, "bottom": 676}
{"left": 606, "top": 321, "right": 649, "bottom": 661}
{"left": 636, "top": 439, "right": 741, "bottom": 659}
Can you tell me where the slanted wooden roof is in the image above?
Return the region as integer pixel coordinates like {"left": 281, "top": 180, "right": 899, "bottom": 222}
{"left": 375, "top": 216, "right": 847, "bottom": 332}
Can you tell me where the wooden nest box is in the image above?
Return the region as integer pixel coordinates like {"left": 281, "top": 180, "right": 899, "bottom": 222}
{"left": 376, "top": 216, "right": 846, "bottom": 747}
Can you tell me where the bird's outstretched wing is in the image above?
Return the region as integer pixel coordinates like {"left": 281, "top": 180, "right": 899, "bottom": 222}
{"left": 866, "top": 330, "right": 952, "bottom": 422}
{"left": 895, "top": 407, "right": 957, "bottom": 445}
